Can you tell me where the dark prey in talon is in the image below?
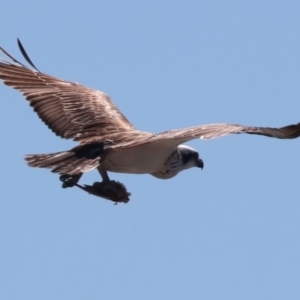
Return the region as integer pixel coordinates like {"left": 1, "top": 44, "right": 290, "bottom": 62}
{"left": 73, "top": 181, "right": 131, "bottom": 204}
{"left": 1, "top": 40, "right": 300, "bottom": 203}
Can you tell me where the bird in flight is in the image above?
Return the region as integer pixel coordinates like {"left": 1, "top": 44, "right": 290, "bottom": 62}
{"left": 0, "top": 40, "right": 299, "bottom": 203}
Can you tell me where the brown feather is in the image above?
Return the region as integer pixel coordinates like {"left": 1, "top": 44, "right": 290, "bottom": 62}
{"left": 119, "top": 123, "right": 300, "bottom": 151}
{"left": 1, "top": 41, "right": 300, "bottom": 157}
{"left": 0, "top": 49, "right": 135, "bottom": 144}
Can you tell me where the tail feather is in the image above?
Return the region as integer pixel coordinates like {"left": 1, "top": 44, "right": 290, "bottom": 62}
{"left": 25, "top": 151, "right": 73, "bottom": 167}
{"left": 25, "top": 150, "right": 99, "bottom": 175}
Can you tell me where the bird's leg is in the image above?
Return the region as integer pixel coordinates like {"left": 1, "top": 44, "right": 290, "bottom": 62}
{"left": 60, "top": 141, "right": 109, "bottom": 188}
{"left": 97, "top": 165, "right": 110, "bottom": 182}
{"left": 61, "top": 166, "right": 131, "bottom": 203}
{"left": 60, "top": 173, "right": 82, "bottom": 188}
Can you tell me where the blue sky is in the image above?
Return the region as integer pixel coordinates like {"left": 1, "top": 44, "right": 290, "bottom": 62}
{"left": 1, "top": 1, "right": 300, "bottom": 299}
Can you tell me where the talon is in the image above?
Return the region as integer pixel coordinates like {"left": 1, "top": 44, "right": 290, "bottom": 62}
{"left": 59, "top": 174, "right": 82, "bottom": 188}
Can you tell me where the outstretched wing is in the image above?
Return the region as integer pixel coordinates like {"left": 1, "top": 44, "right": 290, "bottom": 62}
{"left": 121, "top": 122, "right": 300, "bottom": 150}
{"left": 0, "top": 40, "right": 134, "bottom": 142}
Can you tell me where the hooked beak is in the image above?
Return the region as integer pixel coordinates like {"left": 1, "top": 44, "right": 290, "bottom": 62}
{"left": 197, "top": 158, "right": 204, "bottom": 169}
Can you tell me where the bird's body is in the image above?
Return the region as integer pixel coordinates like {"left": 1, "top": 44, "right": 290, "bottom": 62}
{"left": 101, "top": 144, "right": 200, "bottom": 179}
{"left": 104, "top": 141, "right": 178, "bottom": 175}
{"left": 0, "top": 40, "right": 299, "bottom": 202}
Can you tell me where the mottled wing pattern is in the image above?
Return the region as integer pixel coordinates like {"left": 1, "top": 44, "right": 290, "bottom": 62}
{"left": 0, "top": 46, "right": 135, "bottom": 143}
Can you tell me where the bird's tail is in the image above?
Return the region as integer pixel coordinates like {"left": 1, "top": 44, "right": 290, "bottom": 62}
{"left": 25, "top": 144, "right": 104, "bottom": 175}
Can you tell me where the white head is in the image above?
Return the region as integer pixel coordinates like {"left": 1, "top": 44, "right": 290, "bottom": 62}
{"left": 177, "top": 145, "right": 204, "bottom": 172}
{"left": 151, "top": 144, "right": 204, "bottom": 179}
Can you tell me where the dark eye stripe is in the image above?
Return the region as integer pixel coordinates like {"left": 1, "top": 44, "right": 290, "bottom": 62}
{"left": 181, "top": 152, "right": 190, "bottom": 164}
{"left": 181, "top": 151, "right": 199, "bottom": 164}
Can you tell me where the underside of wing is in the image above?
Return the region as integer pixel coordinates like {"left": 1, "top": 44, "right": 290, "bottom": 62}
{"left": 0, "top": 41, "right": 135, "bottom": 142}
{"left": 121, "top": 122, "right": 300, "bottom": 150}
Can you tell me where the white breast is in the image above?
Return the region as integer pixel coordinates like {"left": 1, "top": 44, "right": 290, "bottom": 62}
{"left": 102, "top": 143, "right": 176, "bottom": 174}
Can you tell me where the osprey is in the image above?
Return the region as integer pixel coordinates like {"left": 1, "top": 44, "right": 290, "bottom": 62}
{"left": 0, "top": 40, "right": 299, "bottom": 203}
